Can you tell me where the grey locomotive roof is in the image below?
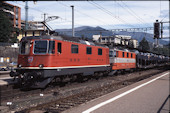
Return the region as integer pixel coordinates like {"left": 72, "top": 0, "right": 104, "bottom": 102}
{"left": 21, "top": 34, "right": 107, "bottom": 47}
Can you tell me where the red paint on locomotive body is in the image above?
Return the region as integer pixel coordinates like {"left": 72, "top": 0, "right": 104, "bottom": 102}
{"left": 18, "top": 36, "right": 110, "bottom": 69}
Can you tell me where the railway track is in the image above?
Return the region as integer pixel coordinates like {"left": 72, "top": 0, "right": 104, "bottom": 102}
{"left": 3, "top": 65, "right": 166, "bottom": 113}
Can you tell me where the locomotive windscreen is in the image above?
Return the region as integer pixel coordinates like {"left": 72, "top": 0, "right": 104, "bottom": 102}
{"left": 34, "top": 40, "right": 48, "bottom": 54}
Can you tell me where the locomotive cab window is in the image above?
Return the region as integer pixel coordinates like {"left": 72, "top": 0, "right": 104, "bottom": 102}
{"left": 20, "top": 41, "right": 30, "bottom": 55}
{"left": 34, "top": 40, "right": 47, "bottom": 54}
{"left": 71, "top": 44, "right": 78, "bottom": 53}
{"left": 98, "top": 48, "right": 102, "bottom": 55}
{"left": 57, "top": 42, "right": 62, "bottom": 53}
{"left": 48, "top": 41, "right": 55, "bottom": 54}
{"left": 86, "top": 47, "right": 92, "bottom": 54}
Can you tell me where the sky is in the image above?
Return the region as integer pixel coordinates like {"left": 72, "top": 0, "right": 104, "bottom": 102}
{"left": 7, "top": 1, "right": 169, "bottom": 38}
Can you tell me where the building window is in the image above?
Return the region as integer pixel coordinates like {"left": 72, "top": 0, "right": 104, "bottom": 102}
{"left": 58, "top": 42, "right": 62, "bottom": 53}
{"left": 33, "top": 31, "right": 35, "bottom": 36}
{"left": 86, "top": 47, "right": 92, "bottom": 54}
{"left": 71, "top": 44, "right": 78, "bottom": 53}
{"left": 16, "top": 14, "right": 18, "bottom": 20}
{"left": 25, "top": 32, "right": 27, "bottom": 37}
{"left": 16, "top": 20, "right": 18, "bottom": 25}
{"left": 16, "top": 7, "right": 18, "bottom": 13}
{"left": 98, "top": 48, "right": 102, "bottom": 55}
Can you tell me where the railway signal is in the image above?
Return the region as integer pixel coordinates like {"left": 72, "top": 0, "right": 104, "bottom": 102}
{"left": 153, "top": 20, "right": 170, "bottom": 39}
{"left": 153, "top": 20, "right": 160, "bottom": 39}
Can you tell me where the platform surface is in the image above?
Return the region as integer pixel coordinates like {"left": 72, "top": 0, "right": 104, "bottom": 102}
{"left": 0, "top": 74, "right": 15, "bottom": 85}
{"left": 63, "top": 71, "right": 169, "bottom": 113}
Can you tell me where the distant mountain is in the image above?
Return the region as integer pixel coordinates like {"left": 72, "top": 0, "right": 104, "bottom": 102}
{"left": 55, "top": 26, "right": 105, "bottom": 32}
{"left": 114, "top": 31, "right": 169, "bottom": 45}
{"left": 55, "top": 26, "right": 169, "bottom": 45}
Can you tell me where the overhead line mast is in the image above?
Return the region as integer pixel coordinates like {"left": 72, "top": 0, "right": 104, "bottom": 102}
{"left": 71, "top": 5, "right": 74, "bottom": 37}
{"left": 25, "top": 1, "right": 28, "bottom": 30}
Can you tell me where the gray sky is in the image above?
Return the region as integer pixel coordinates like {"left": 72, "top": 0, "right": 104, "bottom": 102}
{"left": 7, "top": 1, "right": 169, "bottom": 37}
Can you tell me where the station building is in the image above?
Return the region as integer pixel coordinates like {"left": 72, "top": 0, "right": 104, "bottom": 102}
{"left": 93, "top": 35, "right": 138, "bottom": 49}
{"left": 0, "top": 1, "right": 21, "bottom": 29}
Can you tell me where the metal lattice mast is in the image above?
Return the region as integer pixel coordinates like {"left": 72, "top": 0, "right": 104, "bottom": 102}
{"left": 25, "top": 1, "right": 28, "bottom": 30}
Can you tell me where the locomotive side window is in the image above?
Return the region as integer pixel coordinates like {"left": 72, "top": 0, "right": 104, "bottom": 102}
{"left": 34, "top": 40, "right": 47, "bottom": 54}
{"left": 131, "top": 53, "right": 133, "bottom": 58}
{"left": 86, "top": 47, "right": 92, "bottom": 54}
{"left": 20, "top": 41, "right": 30, "bottom": 55}
{"left": 98, "top": 48, "right": 102, "bottom": 55}
{"left": 122, "top": 52, "right": 125, "bottom": 57}
{"left": 48, "top": 41, "right": 55, "bottom": 54}
{"left": 127, "top": 53, "right": 129, "bottom": 58}
{"left": 71, "top": 44, "right": 78, "bottom": 53}
{"left": 57, "top": 42, "right": 62, "bottom": 53}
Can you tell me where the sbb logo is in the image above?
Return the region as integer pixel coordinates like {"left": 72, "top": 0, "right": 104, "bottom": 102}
{"left": 28, "top": 57, "right": 33, "bottom": 63}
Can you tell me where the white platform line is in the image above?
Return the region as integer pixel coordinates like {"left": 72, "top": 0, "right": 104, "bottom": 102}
{"left": 82, "top": 72, "right": 169, "bottom": 113}
{"left": 0, "top": 77, "right": 12, "bottom": 80}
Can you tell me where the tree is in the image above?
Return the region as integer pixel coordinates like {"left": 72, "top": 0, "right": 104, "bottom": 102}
{"left": 153, "top": 46, "right": 169, "bottom": 56}
{"left": 0, "top": 10, "right": 13, "bottom": 42}
{"left": 0, "top": 10, "right": 17, "bottom": 43}
{"left": 139, "top": 37, "right": 150, "bottom": 51}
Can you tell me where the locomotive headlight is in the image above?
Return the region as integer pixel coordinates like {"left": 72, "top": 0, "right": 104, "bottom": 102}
{"left": 39, "top": 64, "right": 44, "bottom": 68}
{"left": 18, "top": 64, "right": 22, "bottom": 68}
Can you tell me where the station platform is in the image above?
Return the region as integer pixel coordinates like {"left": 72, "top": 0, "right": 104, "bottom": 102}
{"left": 63, "top": 71, "right": 169, "bottom": 113}
{"left": 0, "top": 74, "right": 16, "bottom": 85}
{"left": 0, "top": 71, "right": 10, "bottom": 75}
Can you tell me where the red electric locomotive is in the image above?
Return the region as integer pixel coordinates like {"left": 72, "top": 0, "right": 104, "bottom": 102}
{"left": 10, "top": 34, "right": 110, "bottom": 88}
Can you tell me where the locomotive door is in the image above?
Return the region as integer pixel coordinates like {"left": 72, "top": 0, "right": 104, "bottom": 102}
{"left": 109, "top": 49, "right": 115, "bottom": 63}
